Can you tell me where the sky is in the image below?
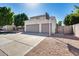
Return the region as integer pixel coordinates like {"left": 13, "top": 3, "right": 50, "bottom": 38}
{"left": 0, "top": 3, "right": 79, "bottom": 22}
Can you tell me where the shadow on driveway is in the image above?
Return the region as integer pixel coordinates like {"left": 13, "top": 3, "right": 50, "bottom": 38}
{"left": 67, "top": 44, "right": 79, "bottom": 56}
{"left": 21, "top": 32, "right": 49, "bottom": 37}
{"left": 0, "top": 32, "right": 17, "bottom": 35}
{"left": 51, "top": 34, "right": 79, "bottom": 40}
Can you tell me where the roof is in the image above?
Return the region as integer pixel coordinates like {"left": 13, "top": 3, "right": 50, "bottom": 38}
{"left": 30, "top": 14, "right": 46, "bottom": 19}
{"left": 50, "top": 16, "right": 56, "bottom": 20}
{"left": 29, "top": 13, "right": 55, "bottom": 20}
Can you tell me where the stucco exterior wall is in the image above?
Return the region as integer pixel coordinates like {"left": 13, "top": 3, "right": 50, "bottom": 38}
{"left": 64, "top": 26, "right": 73, "bottom": 34}
{"left": 73, "top": 24, "right": 79, "bottom": 37}
{"left": 51, "top": 19, "right": 56, "bottom": 34}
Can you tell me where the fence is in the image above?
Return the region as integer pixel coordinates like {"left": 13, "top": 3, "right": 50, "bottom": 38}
{"left": 57, "top": 23, "right": 79, "bottom": 38}
{"left": 73, "top": 24, "right": 79, "bottom": 38}
{"left": 56, "top": 25, "right": 73, "bottom": 34}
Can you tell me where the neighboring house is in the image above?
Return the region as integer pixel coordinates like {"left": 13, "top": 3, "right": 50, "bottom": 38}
{"left": 24, "top": 13, "right": 56, "bottom": 36}
{"left": 2, "top": 25, "right": 16, "bottom": 32}
{"left": 2, "top": 23, "right": 16, "bottom": 32}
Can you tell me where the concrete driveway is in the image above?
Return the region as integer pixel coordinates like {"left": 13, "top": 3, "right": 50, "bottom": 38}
{"left": 0, "top": 33, "right": 46, "bottom": 56}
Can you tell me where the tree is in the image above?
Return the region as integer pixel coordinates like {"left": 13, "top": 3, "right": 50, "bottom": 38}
{"left": 64, "top": 14, "right": 71, "bottom": 25}
{"left": 74, "top": 5, "right": 79, "bottom": 13}
{"left": 64, "top": 5, "right": 79, "bottom": 25}
{"left": 0, "top": 7, "right": 14, "bottom": 26}
{"left": 58, "top": 21, "right": 62, "bottom": 26}
{"left": 64, "top": 13, "right": 79, "bottom": 25}
{"left": 14, "top": 13, "right": 28, "bottom": 27}
{"left": 70, "top": 14, "right": 79, "bottom": 25}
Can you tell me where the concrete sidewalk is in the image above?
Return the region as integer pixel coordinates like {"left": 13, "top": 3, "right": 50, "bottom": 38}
{"left": 0, "top": 33, "right": 46, "bottom": 56}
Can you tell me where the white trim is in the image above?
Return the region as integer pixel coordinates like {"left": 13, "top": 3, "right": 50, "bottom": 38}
{"left": 39, "top": 24, "right": 42, "bottom": 33}
{"left": 49, "top": 19, "right": 51, "bottom": 36}
{"left": 24, "top": 23, "right": 26, "bottom": 32}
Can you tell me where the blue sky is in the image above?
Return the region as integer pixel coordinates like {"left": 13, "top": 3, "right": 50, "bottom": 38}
{"left": 0, "top": 3, "right": 79, "bottom": 22}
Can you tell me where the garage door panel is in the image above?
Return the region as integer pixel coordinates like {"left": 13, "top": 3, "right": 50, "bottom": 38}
{"left": 41, "top": 23, "right": 49, "bottom": 33}
{"left": 26, "top": 24, "right": 39, "bottom": 32}
{"left": 41, "top": 23, "right": 52, "bottom": 33}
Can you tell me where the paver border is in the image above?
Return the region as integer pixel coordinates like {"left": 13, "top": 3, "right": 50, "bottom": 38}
{"left": 24, "top": 37, "right": 46, "bottom": 55}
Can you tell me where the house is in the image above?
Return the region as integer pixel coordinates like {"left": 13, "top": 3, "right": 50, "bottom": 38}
{"left": 24, "top": 13, "right": 56, "bottom": 36}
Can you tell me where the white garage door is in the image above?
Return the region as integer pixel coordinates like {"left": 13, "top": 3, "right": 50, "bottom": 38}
{"left": 41, "top": 23, "right": 52, "bottom": 33}
{"left": 26, "top": 24, "right": 39, "bottom": 32}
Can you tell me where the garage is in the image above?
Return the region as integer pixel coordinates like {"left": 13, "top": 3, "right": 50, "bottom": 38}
{"left": 25, "top": 23, "right": 52, "bottom": 34}
{"left": 26, "top": 24, "right": 39, "bottom": 33}
{"left": 41, "top": 23, "right": 52, "bottom": 33}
